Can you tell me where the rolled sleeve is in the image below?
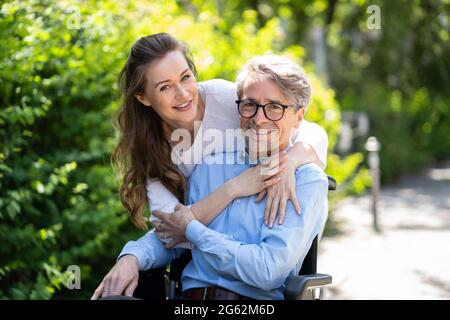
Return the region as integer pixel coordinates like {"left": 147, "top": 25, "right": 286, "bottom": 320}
{"left": 185, "top": 219, "right": 207, "bottom": 245}
{"left": 291, "top": 120, "right": 328, "bottom": 169}
{"left": 117, "top": 230, "right": 185, "bottom": 271}
{"left": 118, "top": 242, "right": 151, "bottom": 271}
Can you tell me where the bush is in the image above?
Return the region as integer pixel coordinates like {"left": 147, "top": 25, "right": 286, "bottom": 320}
{"left": 0, "top": 0, "right": 141, "bottom": 299}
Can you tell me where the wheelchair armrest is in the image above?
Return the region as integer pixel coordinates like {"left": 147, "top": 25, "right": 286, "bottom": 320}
{"left": 284, "top": 273, "right": 332, "bottom": 300}
{"left": 327, "top": 176, "right": 337, "bottom": 191}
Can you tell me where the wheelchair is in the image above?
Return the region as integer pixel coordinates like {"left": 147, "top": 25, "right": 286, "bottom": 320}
{"left": 131, "top": 176, "right": 336, "bottom": 301}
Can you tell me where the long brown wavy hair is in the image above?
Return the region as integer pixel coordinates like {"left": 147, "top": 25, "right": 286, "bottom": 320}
{"left": 112, "top": 33, "right": 197, "bottom": 229}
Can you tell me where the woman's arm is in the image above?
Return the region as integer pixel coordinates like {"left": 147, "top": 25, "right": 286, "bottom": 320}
{"left": 190, "top": 179, "right": 235, "bottom": 225}
{"left": 150, "top": 154, "right": 287, "bottom": 245}
{"left": 287, "top": 141, "right": 322, "bottom": 169}
{"left": 290, "top": 120, "right": 328, "bottom": 169}
{"left": 190, "top": 157, "right": 286, "bottom": 225}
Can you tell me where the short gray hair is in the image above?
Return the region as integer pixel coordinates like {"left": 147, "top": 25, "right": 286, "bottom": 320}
{"left": 236, "top": 55, "right": 311, "bottom": 110}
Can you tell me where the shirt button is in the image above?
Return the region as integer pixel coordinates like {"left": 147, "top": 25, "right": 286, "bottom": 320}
{"left": 236, "top": 199, "right": 241, "bottom": 203}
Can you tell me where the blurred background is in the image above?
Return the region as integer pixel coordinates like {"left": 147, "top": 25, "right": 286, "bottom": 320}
{"left": 0, "top": 0, "right": 448, "bottom": 299}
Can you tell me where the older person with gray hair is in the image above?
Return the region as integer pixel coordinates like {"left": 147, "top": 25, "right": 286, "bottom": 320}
{"left": 236, "top": 55, "right": 312, "bottom": 110}
{"left": 137, "top": 54, "right": 330, "bottom": 300}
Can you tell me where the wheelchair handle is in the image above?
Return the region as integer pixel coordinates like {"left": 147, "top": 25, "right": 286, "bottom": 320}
{"left": 327, "top": 176, "right": 337, "bottom": 191}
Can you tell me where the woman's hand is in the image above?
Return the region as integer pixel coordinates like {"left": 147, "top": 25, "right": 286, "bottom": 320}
{"left": 256, "top": 158, "right": 301, "bottom": 228}
{"left": 229, "top": 151, "right": 288, "bottom": 198}
{"left": 152, "top": 204, "right": 195, "bottom": 248}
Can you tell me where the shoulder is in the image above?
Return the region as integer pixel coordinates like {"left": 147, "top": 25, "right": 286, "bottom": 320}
{"left": 299, "top": 119, "right": 327, "bottom": 138}
{"left": 290, "top": 164, "right": 328, "bottom": 221}
{"left": 198, "top": 79, "right": 239, "bottom": 116}
{"left": 198, "top": 79, "right": 237, "bottom": 97}
{"left": 295, "top": 163, "right": 328, "bottom": 190}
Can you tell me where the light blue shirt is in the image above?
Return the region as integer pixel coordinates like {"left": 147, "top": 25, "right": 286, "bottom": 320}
{"left": 119, "top": 151, "right": 328, "bottom": 300}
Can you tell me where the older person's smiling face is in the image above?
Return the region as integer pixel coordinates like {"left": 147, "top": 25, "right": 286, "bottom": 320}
{"left": 240, "top": 78, "right": 304, "bottom": 158}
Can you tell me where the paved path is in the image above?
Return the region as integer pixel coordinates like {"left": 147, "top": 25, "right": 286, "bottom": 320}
{"left": 319, "top": 161, "right": 450, "bottom": 299}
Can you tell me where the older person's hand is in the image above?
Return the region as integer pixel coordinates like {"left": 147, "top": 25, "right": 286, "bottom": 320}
{"left": 91, "top": 254, "right": 139, "bottom": 299}
{"left": 152, "top": 204, "right": 195, "bottom": 248}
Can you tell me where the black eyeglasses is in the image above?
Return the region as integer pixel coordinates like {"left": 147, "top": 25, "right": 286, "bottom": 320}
{"left": 236, "top": 99, "right": 298, "bottom": 121}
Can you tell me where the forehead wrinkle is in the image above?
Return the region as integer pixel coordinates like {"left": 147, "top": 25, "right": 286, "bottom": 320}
{"left": 243, "top": 77, "right": 288, "bottom": 104}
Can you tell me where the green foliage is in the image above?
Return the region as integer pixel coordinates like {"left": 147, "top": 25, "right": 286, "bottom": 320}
{"left": 0, "top": 0, "right": 368, "bottom": 299}
{"left": 341, "top": 84, "right": 450, "bottom": 182}
{"left": 325, "top": 0, "right": 450, "bottom": 181}
{"left": 0, "top": 0, "right": 141, "bottom": 299}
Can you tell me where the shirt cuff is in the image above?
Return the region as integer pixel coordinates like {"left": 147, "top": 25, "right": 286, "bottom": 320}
{"left": 117, "top": 241, "right": 148, "bottom": 271}
{"left": 185, "top": 219, "right": 207, "bottom": 246}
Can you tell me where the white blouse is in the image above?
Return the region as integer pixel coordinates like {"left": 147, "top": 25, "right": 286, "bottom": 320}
{"left": 147, "top": 79, "right": 328, "bottom": 217}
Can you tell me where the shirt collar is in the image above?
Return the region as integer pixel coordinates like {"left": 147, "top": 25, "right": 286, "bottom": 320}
{"left": 238, "top": 141, "right": 292, "bottom": 166}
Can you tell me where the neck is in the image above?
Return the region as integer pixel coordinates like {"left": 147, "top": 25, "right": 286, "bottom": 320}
{"left": 247, "top": 142, "right": 289, "bottom": 163}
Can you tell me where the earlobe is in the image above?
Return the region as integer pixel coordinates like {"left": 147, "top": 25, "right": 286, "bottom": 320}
{"left": 295, "top": 108, "right": 305, "bottom": 128}
{"left": 135, "top": 94, "right": 151, "bottom": 107}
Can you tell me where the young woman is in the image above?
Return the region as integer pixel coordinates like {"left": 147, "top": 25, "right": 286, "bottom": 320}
{"left": 92, "top": 33, "right": 327, "bottom": 299}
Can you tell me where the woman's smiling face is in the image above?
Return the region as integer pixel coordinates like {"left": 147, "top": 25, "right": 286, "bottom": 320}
{"left": 135, "top": 50, "right": 200, "bottom": 129}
